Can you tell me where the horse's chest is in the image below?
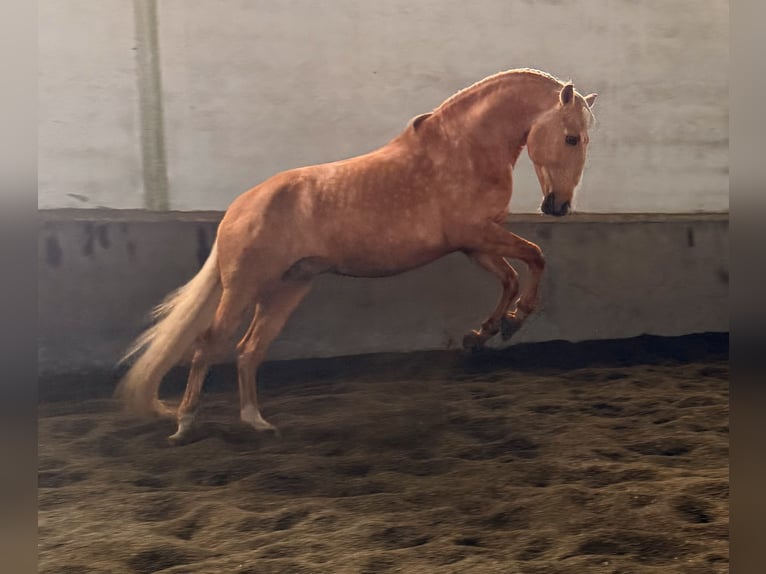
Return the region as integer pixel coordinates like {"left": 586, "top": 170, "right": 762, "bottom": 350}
{"left": 485, "top": 185, "right": 513, "bottom": 210}
{"left": 454, "top": 184, "right": 512, "bottom": 223}
{"left": 445, "top": 160, "right": 513, "bottom": 214}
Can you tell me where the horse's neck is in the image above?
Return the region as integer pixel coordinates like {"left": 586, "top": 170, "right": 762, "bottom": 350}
{"left": 436, "top": 76, "right": 556, "bottom": 165}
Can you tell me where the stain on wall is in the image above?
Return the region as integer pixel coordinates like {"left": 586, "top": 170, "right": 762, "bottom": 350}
{"left": 45, "top": 236, "right": 62, "bottom": 268}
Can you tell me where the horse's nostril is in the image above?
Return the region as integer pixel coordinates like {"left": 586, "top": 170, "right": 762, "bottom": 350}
{"left": 541, "top": 193, "right": 555, "bottom": 214}
{"left": 560, "top": 201, "right": 571, "bottom": 215}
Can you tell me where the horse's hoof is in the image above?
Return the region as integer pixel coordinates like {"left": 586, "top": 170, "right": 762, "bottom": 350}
{"left": 241, "top": 404, "right": 280, "bottom": 437}
{"left": 501, "top": 314, "right": 524, "bottom": 341}
{"left": 167, "top": 430, "right": 188, "bottom": 445}
{"left": 462, "top": 330, "right": 485, "bottom": 352}
{"left": 167, "top": 413, "right": 194, "bottom": 445}
{"left": 167, "top": 425, "right": 193, "bottom": 445}
{"left": 252, "top": 421, "right": 281, "bottom": 438}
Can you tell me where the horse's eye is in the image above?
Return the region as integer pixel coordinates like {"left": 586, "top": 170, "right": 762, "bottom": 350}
{"left": 565, "top": 135, "right": 580, "bottom": 146}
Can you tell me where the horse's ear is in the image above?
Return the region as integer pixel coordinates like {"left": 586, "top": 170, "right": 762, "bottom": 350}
{"left": 584, "top": 93, "right": 598, "bottom": 108}
{"left": 410, "top": 112, "right": 432, "bottom": 132}
{"left": 560, "top": 83, "right": 575, "bottom": 106}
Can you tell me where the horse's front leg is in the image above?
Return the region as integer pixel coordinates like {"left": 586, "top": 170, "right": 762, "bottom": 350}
{"left": 462, "top": 252, "right": 520, "bottom": 350}
{"left": 462, "top": 222, "right": 546, "bottom": 345}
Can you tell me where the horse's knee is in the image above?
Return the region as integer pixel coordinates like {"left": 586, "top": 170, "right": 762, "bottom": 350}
{"left": 503, "top": 267, "right": 520, "bottom": 292}
{"left": 236, "top": 348, "right": 254, "bottom": 366}
{"left": 528, "top": 246, "right": 545, "bottom": 273}
{"left": 188, "top": 326, "right": 222, "bottom": 362}
{"left": 236, "top": 345, "right": 263, "bottom": 368}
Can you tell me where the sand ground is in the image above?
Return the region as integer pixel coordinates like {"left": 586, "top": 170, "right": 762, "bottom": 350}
{"left": 38, "top": 340, "right": 728, "bottom": 573}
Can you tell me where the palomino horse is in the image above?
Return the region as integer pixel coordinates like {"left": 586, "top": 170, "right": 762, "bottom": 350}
{"left": 116, "top": 68, "right": 597, "bottom": 442}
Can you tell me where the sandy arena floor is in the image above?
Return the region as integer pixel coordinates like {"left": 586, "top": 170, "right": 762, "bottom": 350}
{"left": 38, "top": 337, "right": 728, "bottom": 573}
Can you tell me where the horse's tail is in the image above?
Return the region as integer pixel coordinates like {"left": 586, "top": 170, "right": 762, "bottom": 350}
{"left": 114, "top": 241, "right": 222, "bottom": 415}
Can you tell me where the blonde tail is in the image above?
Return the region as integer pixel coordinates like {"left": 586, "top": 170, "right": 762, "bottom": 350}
{"left": 115, "top": 242, "right": 222, "bottom": 415}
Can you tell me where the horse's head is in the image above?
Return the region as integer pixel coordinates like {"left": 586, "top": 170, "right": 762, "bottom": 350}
{"left": 526, "top": 83, "right": 597, "bottom": 216}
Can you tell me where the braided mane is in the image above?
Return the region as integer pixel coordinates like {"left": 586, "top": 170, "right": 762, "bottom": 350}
{"left": 434, "top": 68, "right": 565, "bottom": 113}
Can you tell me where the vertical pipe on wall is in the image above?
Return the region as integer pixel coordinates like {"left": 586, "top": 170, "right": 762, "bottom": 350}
{"left": 133, "top": 0, "right": 169, "bottom": 211}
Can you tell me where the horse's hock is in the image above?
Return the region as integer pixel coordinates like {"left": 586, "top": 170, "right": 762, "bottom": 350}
{"left": 37, "top": 211, "right": 728, "bottom": 374}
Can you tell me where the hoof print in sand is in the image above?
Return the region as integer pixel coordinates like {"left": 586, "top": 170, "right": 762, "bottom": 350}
{"left": 133, "top": 494, "right": 182, "bottom": 522}
{"left": 127, "top": 546, "right": 201, "bottom": 574}
{"left": 628, "top": 438, "right": 695, "bottom": 457}
{"left": 674, "top": 495, "right": 715, "bottom": 524}
{"left": 371, "top": 525, "right": 430, "bottom": 549}
{"left": 38, "top": 469, "right": 89, "bottom": 488}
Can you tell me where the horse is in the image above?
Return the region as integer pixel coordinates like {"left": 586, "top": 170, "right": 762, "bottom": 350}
{"left": 115, "top": 68, "right": 597, "bottom": 443}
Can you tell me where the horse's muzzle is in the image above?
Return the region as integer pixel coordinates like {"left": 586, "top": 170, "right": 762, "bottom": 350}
{"left": 541, "top": 193, "right": 570, "bottom": 217}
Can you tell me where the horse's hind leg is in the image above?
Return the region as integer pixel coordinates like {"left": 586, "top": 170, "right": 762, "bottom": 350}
{"left": 167, "top": 348, "right": 212, "bottom": 443}
{"left": 237, "top": 282, "right": 312, "bottom": 434}
{"left": 168, "top": 289, "right": 249, "bottom": 443}
{"left": 462, "top": 252, "right": 520, "bottom": 350}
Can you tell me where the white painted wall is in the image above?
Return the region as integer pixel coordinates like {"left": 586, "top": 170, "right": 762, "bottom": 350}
{"left": 39, "top": 0, "right": 729, "bottom": 213}
{"left": 38, "top": 0, "right": 144, "bottom": 209}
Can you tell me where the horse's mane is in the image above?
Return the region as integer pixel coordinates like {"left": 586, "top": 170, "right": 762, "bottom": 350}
{"left": 434, "top": 68, "right": 565, "bottom": 114}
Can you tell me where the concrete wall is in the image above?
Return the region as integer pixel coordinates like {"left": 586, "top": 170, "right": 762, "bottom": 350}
{"left": 38, "top": 212, "right": 728, "bottom": 374}
{"left": 39, "top": 1, "right": 728, "bottom": 213}
{"left": 38, "top": 0, "right": 144, "bottom": 209}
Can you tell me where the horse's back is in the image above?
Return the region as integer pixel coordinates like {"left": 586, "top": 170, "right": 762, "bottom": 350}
{"left": 216, "top": 129, "right": 450, "bottom": 279}
{"left": 227, "top": 133, "right": 428, "bottom": 225}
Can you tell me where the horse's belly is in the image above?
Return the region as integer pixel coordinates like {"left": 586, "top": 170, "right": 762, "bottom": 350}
{"left": 335, "top": 254, "right": 442, "bottom": 278}
{"left": 331, "top": 238, "right": 449, "bottom": 278}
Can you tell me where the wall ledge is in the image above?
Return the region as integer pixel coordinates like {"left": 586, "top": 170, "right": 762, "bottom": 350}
{"left": 38, "top": 208, "right": 729, "bottom": 225}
